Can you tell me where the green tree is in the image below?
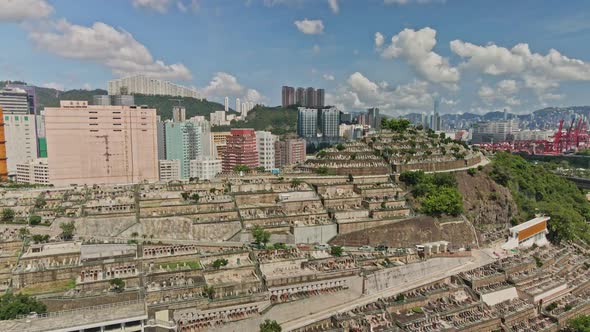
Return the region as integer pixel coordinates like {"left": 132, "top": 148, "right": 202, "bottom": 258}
{"left": 567, "top": 314, "right": 590, "bottom": 331}
{"left": 34, "top": 196, "right": 46, "bottom": 209}
{"left": 0, "top": 292, "right": 47, "bottom": 320}
{"left": 336, "top": 144, "right": 345, "bottom": 151}
{"left": 202, "top": 285, "right": 215, "bottom": 299}
{"left": 212, "top": 258, "right": 229, "bottom": 269}
{"left": 18, "top": 227, "right": 30, "bottom": 240}
{"left": 399, "top": 170, "right": 426, "bottom": 186}
{"left": 315, "top": 166, "right": 329, "bottom": 175}
{"left": 290, "top": 178, "right": 302, "bottom": 188}
{"left": 110, "top": 278, "right": 125, "bottom": 293}
{"left": 252, "top": 225, "right": 271, "bottom": 247}
{"left": 28, "top": 215, "right": 42, "bottom": 226}
{"left": 233, "top": 165, "right": 251, "bottom": 173}
{"left": 330, "top": 246, "right": 344, "bottom": 257}
{"left": 260, "top": 319, "right": 282, "bottom": 332}
{"left": 31, "top": 234, "right": 50, "bottom": 243}
{"left": 59, "top": 221, "right": 76, "bottom": 240}
{"left": 256, "top": 166, "right": 266, "bottom": 172}
{"left": 420, "top": 187, "right": 464, "bottom": 217}
{"left": 1, "top": 208, "right": 15, "bottom": 222}
{"left": 190, "top": 193, "right": 200, "bottom": 202}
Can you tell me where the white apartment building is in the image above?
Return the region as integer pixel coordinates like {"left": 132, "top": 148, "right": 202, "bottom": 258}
{"left": 108, "top": 75, "right": 200, "bottom": 99}
{"left": 256, "top": 131, "right": 276, "bottom": 171}
{"left": 4, "top": 113, "right": 38, "bottom": 175}
{"left": 159, "top": 159, "right": 181, "bottom": 181}
{"left": 224, "top": 97, "right": 229, "bottom": 112}
{"left": 16, "top": 158, "right": 49, "bottom": 184}
{"left": 190, "top": 157, "right": 222, "bottom": 180}
{"left": 210, "top": 111, "right": 229, "bottom": 126}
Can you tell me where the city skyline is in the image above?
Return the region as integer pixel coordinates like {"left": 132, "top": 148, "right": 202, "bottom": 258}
{"left": 2, "top": 1, "right": 590, "bottom": 115}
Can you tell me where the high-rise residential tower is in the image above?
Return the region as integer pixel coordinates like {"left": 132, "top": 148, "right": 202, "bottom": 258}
{"left": 255, "top": 131, "right": 276, "bottom": 171}
{"left": 297, "top": 108, "right": 318, "bottom": 138}
{"left": 172, "top": 106, "right": 186, "bottom": 122}
{"left": 305, "top": 87, "right": 316, "bottom": 108}
{"left": 224, "top": 97, "right": 229, "bottom": 112}
{"left": 320, "top": 108, "right": 340, "bottom": 138}
{"left": 281, "top": 86, "right": 295, "bottom": 107}
{"left": 316, "top": 89, "right": 325, "bottom": 108}
{"left": 222, "top": 129, "right": 258, "bottom": 171}
{"left": 368, "top": 107, "right": 380, "bottom": 130}
{"left": 165, "top": 121, "right": 202, "bottom": 179}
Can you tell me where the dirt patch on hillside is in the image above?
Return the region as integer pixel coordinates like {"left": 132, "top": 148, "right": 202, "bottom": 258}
{"left": 455, "top": 168, "right": 516, "bottom": 227}
{"left": 329, "top": 216, "right": 477, "bottom": 249}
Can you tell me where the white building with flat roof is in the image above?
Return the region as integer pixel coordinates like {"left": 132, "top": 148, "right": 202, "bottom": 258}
{"left": 4, "top": 113, "right": 38, "bottom": 176}
{"left": 159, "top": 159, "right": 181, "bottom": 181}
{"left": 16, "top": 158, "right": 49, "bottom": 184}
{"left": 502, "top": 216, "right": 550, "bottom": 250}
{"left": 256, "top": 131, "right": 276, "bottom": 171}
{"left": 190, "top": 157, "right": 221, "bottom": 180}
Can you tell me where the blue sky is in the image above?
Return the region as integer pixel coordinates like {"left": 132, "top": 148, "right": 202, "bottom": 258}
{"left": 2, "top": 0, "right": 590, "bottom": 115}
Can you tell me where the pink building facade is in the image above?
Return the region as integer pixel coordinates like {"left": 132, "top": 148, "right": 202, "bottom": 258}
{"left": 45, "top": 101, "right": 159, "bottom": 186}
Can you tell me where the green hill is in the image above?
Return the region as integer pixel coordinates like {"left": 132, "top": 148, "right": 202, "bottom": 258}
{"left": 212, "top": 105, "right": 298, "bottom": 135}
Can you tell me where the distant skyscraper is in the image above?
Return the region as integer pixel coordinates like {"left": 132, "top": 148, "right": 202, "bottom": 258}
{"left": 281, "top": 86, "right": 295, "bottom": 107}
{"left": 316, "top": 89, "right": 325, "bottom": 108}
{"left": 321, "top": 108, "right": 340, "bottom": 138}
{"left": 224, "top": 97, "right": 229, "bottom": 112}
{"left": 242, "top": 102, "right": 247, "bottom": 118}
{"left": 0, "top": 87, "right": 30, "bottom": 114}
{"left": 236, "top": 98, "right": 241, "bottom": 115}
{"left": 368, "top": 108, "right": 380, "bottom": 129}
{"left": 297, "top": 108, "right": 318, "bottom": 138}
{"left": 305, "top": 87, "right": 316, "bottom": 108}
{"left": 3, "top": 84, "right": 36, "bottom": 115}
{"left": 296, "top": 87, "right": 305, "bottom": 106}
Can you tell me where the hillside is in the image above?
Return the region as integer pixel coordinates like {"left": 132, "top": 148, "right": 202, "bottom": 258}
{"left": 0, "top": 82, "right": 229, "bottom": 120}
{"left": 489, "top": 152, "right": 590, "bottom": 243}
{"left": 211, "top": 105, "right": 298, "bottom": 135}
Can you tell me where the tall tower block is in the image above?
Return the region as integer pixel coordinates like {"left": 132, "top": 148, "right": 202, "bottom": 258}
{"left": 0, "top": 108, "right": 8, "bottom": 180}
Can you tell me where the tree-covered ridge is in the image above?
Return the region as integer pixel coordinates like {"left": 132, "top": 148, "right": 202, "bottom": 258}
{"left": 211, "top": 105, "right": 298, "bottom": 136}
{"left": 489, "top": 152, "right": 590, "bottom": 243}
{"left": 399, "top": 171, "right": 464, "bottom": 217}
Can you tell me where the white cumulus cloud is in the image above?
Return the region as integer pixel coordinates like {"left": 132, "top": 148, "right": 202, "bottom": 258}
{"left": 478, "top": 80, "right": 521, "bottom": 106}
{"left": 322, "top": 74, "right": 335, "bottom": 81}
{"left": 43, "top": 82, "right": 65, "bottom": 91}
{"left": 0, "top": 0, "right": 53, "bottom": 22}
{"left": 327, "top": 72, "right": 436, "bottom": 114}
{"left": 202, "top": 72, "right": 266, "bottom": 104}
{"left": 132, "top": 0, "right": 173, "bottom": 13}
{"left": 294, "top": 19, "right": 324, "bottom": 35}
{"left": 28, "top": 20, "right": 192, "bottom": 81}
{"left": 374, "top": 32, "right": 384, "bottom": 49}
{"left": 451, "top": 39, "right": 590, "bottom": 102}
{"left": 380, "top": 27, "right": 459, "bottom": 86}
{"left": 328, "top": 0, "right": 339, "bottom": 13}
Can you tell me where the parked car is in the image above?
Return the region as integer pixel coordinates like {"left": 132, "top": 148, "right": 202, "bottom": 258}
{"left": 358, "top": 245, "right": 373, "bottom": 251}
{"left": 314, "top": 243, "right": 330, "bottom": 250}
